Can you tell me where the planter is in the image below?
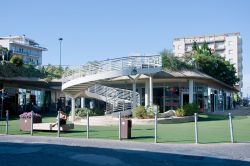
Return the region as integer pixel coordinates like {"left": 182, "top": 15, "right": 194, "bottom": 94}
{"left": 20, "top": 117, "right": 42, "bottom": 132}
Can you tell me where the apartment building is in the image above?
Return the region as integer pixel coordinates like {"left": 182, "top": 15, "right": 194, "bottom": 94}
{"left": 173, "top": 32, "right": 243, "bottom": 91}
{"left": 0, "top": 35, "right": 47, "bottom": 65}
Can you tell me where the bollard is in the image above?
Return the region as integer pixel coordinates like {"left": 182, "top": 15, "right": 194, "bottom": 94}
{"left": 87, "top": 111, "right": 89, "bottom": 139}
{"left": 229, "top": 113, "right": 234, "bottom": 143}
{"left": 30, "top": 111, "right": 33, "bottom": 136}
{"left": 194, "top": 113, "right": 198, "bottom": 144}
{"left": 154, "top": 106, "right": 158, "bottom": 143}
{"left": 6, "top": 110, "right": 8, "bottom": 135}
{"left": 57, "top": 111, "right": 60, "bottom": 137}
{"left": 119, "top": 111, "right": 121, "bottom": 140}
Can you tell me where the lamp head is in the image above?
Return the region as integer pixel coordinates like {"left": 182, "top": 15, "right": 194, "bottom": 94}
{"left": 131, "top": 67, "right": 137, "bottom": 75}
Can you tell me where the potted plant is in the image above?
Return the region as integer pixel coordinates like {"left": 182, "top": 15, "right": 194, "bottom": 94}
{"left": 19, "top": 112, "right": 42, "bottom": 131}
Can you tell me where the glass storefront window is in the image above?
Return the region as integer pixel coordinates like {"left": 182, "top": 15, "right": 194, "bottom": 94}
{"left": 165, "top": 86, "right": 180, "bottom": 111}
{"left": 18, "top": 89, "right": 45, "bottom": 112}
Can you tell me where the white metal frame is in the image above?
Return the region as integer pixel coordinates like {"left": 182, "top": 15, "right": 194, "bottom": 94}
{"left": 62, "top": 55, "right": 162, "bottom": 113}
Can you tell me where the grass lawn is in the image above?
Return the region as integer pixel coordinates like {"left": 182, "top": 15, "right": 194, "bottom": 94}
{"left": 0, "top": 114, "right": 250, "bottom": 144}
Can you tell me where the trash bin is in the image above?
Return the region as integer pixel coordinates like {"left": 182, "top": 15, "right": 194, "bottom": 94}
{"left": 121, "top": 119, "right": 132, "bottom": 139}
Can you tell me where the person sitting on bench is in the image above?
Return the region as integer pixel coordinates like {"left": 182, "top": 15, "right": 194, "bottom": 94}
{"left": 52, "top": 110, "right": 67, "bottom": 127}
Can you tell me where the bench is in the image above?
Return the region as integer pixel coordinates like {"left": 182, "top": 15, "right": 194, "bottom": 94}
{"left": 33, "top": 123, "right": 74, "bottom": 131}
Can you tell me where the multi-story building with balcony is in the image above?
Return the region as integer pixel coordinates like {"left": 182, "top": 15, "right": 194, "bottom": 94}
{"left": 0, "top": 35, "right": 47, "bottom": 66}
{"left": 173, "top": 32, "right": 243, "bottom": 92}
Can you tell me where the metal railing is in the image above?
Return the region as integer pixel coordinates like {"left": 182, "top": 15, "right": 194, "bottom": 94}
{"left": 88, "top": 84, "right": 140, "bottom": 113}
{"left": 62, "top": 55, "right": 162, "bottom": 83}
{"left": 62, "top": 55, "right": 161, "bottom": 113}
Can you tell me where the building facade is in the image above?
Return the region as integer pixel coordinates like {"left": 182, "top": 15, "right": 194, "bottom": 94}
{"left": 173, "top": 33, "right": 243, "bottom": 92}
{"left": 61, "top": 55, "right": 238, "bottom": 120}
{"left": 101, "top": 70, "right": 237, "bottom": 113}
{"left": 0, "top": 77, "right": 65, "bottom": 116}
{"left": 0, "top": 35, "right": 47, "bottom": 65}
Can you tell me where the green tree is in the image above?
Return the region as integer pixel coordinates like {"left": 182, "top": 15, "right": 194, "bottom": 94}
{"left": 190, "top": 42, "right": 239, "bottom": 86}
{"left": 161, "top": 49, "right": 192, "bottom": 70}
{"left": 39, "top": 64, "right": 64, "bottom": 81}
{"left": 192, "top": 41, "right": 211, "bottom": 56}
{"left": 192, "top": 41, "right": 199, "bottom": 52}
{"left": 10, "top": 55, "right": 24, "bottom": 67}
{"left": 0, "top": 47, "right": 12, "bottom": 61}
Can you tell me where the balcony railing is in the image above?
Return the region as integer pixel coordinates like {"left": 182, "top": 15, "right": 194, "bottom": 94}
{"left": 12, "top": 50, "right": 41, "bottom": 57}
{"left": 10, "top": 40, "right": 47, "bottom": 51}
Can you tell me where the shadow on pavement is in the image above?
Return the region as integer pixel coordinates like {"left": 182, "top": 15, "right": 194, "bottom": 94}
{"left": 0, "top": 142, "right": 249, "bottom": 166}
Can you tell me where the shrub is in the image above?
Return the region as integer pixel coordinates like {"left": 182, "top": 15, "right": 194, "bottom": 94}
{"left": 175, "top": 107, "right": 184, "bottom": 117}
{"left": 72, "top": 107, "right": 104, "bottom": 117}
{"left": 92, "top": 107, "right": 104, "bottom": 116}
{"left": 182, "top": 103, "right": 199, "bottom": 116}
{"left": 146, "top": 105, "right": 159, "bottom": 118}
{"left": 19, "top": 112, "right": 41, "bottom": 119}
{"left": 132, "top": 106, "right": 147, "bottom": 119}
{"left": 10, "top": 55, "right": 23, "bottom": 67}
{"left": 0, "top": 62, "right": 42, "bottom": 78}
{"left": 0, "top": 62, "right": 66, "bottom": 80}
{"left": 74, "top": 108, "right": 94, "bottom": 117}
{"left": 41, "top": 65, "right": 64, "bottom": 81}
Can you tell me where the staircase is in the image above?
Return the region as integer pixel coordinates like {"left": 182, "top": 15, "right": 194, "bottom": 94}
{"left": 86, "top": 84, "right": 139, "bottom": 115}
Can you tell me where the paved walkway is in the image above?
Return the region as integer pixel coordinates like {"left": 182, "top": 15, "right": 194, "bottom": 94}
{"left": 0, "top": 135, "right": 250, "bottom": 165}
{"left": 73, "top": 106, "right": 250, "bottom": 126}
{"left": 210, "top": 106, "right": 250, "bottom": 116}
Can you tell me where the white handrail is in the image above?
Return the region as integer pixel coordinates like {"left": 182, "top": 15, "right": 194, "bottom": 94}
{"left": 62, "top": 55, "right": 162, "bottom": 83}
{"left": 88, "top": 84, "right": 140, "bottom": 113}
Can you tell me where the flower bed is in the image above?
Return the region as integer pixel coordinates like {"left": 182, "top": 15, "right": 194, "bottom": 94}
{"left": 19, "top": 112, "right": 42, "bottom": 131}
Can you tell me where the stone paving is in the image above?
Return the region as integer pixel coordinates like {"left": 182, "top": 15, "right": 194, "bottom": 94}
{"left": 0, "top": 135, "right": 250, "bottom": 165}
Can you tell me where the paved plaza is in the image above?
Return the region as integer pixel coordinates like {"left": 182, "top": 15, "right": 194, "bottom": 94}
{"left": 0, "top": 135, "right": 250, "bottom": 166}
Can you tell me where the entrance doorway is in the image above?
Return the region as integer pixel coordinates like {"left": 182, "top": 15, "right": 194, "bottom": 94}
{"left": 153, "top": 88, "right": 163, "bottom": 112}
{"left": 182, "top": 93, "right": 189, "bottom": 106}
{"left": 210, "top": 94, "right": 215, "bottom": 112}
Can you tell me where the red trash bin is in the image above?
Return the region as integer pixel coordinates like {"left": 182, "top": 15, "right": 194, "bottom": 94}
{"left": 121, "top": 119, "right": 132, "bottom": 139}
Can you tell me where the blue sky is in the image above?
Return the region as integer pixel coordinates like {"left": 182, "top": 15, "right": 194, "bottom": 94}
{"left": 0, "top": 0, "right": 250, "bottom": 96}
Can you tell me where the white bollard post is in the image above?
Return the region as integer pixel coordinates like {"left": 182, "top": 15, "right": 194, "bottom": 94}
{"left": 119, "top": 111, "right": 121, "bottom": 140}
{"left": 229, "top": 113, "right": 234, "bottom": 143}
{"left": 87, "top": 111, "right": 89, "bottom": 139}
{"left": 30, "top": 111, "right": 33, "bottom": 136}
{"left": 194, "top": 113, "right": 198, "bottom": 144}
{"left": 57, "top": 111, "right": 60, "bottom": 137}
{"left": 154, "top": 106, "right": 158, "bottom": 143}
{"left": 6, "top": 110, "right": 8, "bottom": 135}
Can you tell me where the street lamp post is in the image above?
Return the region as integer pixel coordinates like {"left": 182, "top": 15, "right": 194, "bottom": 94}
{"left": 58, "top": 38, "right": 63, "bottom": 67}
{"left": 1, "top": 89, "right": 4, "bottom": 119}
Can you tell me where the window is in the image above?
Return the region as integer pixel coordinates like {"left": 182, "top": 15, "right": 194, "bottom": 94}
{"left": 228, "top": 41, "right": 233, "bottom": 46}
{"left": 229, "top": 50, "right": 233, "bottom": 54}
{"left": 178, "top": 45, "right": 181, "bottom": 50}
{"left": 19, "top": 48, "right": 23, "bottom": 53}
